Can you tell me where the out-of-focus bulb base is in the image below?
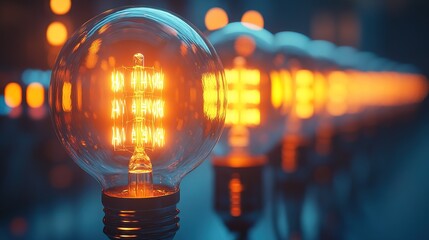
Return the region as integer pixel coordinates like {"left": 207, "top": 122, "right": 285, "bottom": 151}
{"left": 102, "top": 187, "right": 180, "bottom": 240}
{"left": 212, "top": 155, "right": 265, "bottom": 234}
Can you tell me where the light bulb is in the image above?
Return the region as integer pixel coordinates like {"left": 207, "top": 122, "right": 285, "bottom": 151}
{"left": 209, "top": 23, "right": 284, "bottom": 160}
{"left": 208, "top": 23, "right": 284, "bottom": 235}
{"left": 49, "top": 7, "right": 226, "bottom": 239}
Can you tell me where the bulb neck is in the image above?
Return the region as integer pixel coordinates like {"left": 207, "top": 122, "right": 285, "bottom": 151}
{"left": 102, "top": 187, "right": 180, "bottom": 240}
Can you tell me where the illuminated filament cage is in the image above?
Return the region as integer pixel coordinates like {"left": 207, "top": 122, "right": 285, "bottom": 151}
{"left": 111, "top": 53, "right": 165, "bottom": 197}
{"left": 225, "top": 57, "right": 261, "bottom": 148}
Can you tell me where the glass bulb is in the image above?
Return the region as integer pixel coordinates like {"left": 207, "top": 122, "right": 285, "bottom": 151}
{"left": 208, "top": 23, "right": 285, "bottom": 160}
{"left": 49, "top": 5, "right": 226, "bottom": 215}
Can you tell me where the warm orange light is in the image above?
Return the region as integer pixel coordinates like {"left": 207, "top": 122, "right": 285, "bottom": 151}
{"left": 26, "top": 82, "right": 45, "bottom": 108}
{"left": 50, "top": 0, "right": 71, "bottom": 15}
{"left": 270, "top": 70, "right": 292, "bottom": 113}
{"left": 225, "top": 58, "right": 261, "bottom": 149}
{"left": 282, "top": 135, "right": 300, "bottom": 172}
{"left": 229, "top": 175, "right": 243, "bottom": 217}
{"left": 234, "top": 36, "right": 256, "bottom": 57}
{"left": 46, "top": 22, "right": 68, "bottom": 46}
{"left": 295, "top": 69, "right": 314, "bottom": 119}
{"left": 111, "top": 53, "right": 166, "bottom": 197}
{"left": 327, "top": 71, "right": 348, "bottom": 116}
{"left": 62, "top": 82, "right": 72, "bottom": 112}
{"left": 5, "top": 83, "right": 22, "bottom": 108}
{"left": 111, "top": 54, "right": 165, "bottom": 151}
{"left": 205, "top": 7, "right": 229, "bottom": 31}
{"left": 225, "top": 59, "right": 261, "bottom": 127}
{"left": 314, "top": 72, "right": 327, "bottom": 114}
{"left": 203, "top": 73, "right": 224, "bottom": 120}
{"left": 241, "top": 10, "right": 264, "bottom": 29}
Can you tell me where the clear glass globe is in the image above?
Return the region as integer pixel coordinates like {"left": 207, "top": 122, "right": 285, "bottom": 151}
{"left": 208, "top": 23, "right": 285, "bottom": 158}
{"left": 49, "top": 7, "right": 227, "bottom": 196}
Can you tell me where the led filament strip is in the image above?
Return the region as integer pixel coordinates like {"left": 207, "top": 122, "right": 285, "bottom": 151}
{"left": 111, "top": 54, "right": 165, "bottom": 175}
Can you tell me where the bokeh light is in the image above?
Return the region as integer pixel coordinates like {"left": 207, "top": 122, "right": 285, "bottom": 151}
{"left": 234, "top": 36, "right": 256, "bottom": 57}
{"left": 241, "top": 10, "right": 264, "bottom": 29}
{"left": 50, "top": 0, "right": 71, "bottom": 15}
{"left": 26, "top": 82, "right": 45, "bottom": 108}
{"left": 5, "top": 82, "right": 22, "bottom": 108}
{"left": 205, "top": 7, "right": 229, "bottom": 31}
{"left": 46, "top": 22, "right": 68, "bottom": 46}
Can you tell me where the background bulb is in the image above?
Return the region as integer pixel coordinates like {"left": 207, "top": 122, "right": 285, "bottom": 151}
{"left": 209, "top": 22, "right": 285, "bottom": 158}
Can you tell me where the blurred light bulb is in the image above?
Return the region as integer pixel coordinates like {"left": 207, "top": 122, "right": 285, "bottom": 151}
{"left": 49, "top": 7, "right": 226, "bottom": 239}
{"left": 210, "top": 23, "right": 284, "bottom": 161}
{"left": 208, "top": 23, "right": 284, "bottom": 235}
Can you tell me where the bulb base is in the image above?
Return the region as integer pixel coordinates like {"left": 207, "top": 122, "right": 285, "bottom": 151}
{"left": 102, "top": 187, "right": 180, "bottom": 240}
{"left": 212, "top": 156, "right": 265, "bottom": 234}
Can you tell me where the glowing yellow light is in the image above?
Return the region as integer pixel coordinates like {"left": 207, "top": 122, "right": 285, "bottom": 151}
{"left": 203, "top": 73, "right": 224, "bottom": 120}
{"left": 295, "top": 69, "right": 314, "bottom": 119}
{"left": 50, "top": 0, "right": 71, "bottom": 15}
{"left": 110, "top": 53, "right": 166, "bottom": 197}
{"left": 5, "top": 83, "right": 22, "bottom": 108}
{"left": 327, "top": 71, "right": 348, "bottom": 116}
{"left": 270, "top": 70, "right": 292, "bottom": 113}
{"left": 224, "top": 64, "right": 261, "bottom": 126}
{"left": 270, "top": 71, "right": 282, "bottom": 109}
{"left": 205, "top": 7, "right": 229, "bottom": 31}
{"left": 26, "top": 82, "right": 44, "bottom": 108}
{"left": 46, "top": 22, "right": 68, "bottom": 46}
{"left": 225, "top": 58, "right": 261, "bottom": 149}
{"left": 229, "top": 175, "right": 243, "bottom": 217}
{"left": 314, "top": 72, "right": 327, "bottom": 114}
{"left": 62, "top": 82, "right": 72, "bottom": 112}
{"left": 241, "top": 10, "right": 264, "bottom": 29}
{"left": 111, "top": 55, "right": 165, "bottom": 152}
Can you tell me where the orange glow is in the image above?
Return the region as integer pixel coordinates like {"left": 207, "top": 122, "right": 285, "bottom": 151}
{"left": 213, "top": 155, "right": 267, "bottom": 168}
{"left": 5, "top": 83, "right": 22, "bottom": 108}
{"left": 110, "top": 53, "right": 166, "bottom": 197}
{"left": 225, "top": 58, "right": 261, "bottom": 148}
{"left": 229, "top": 175, "right": 243, "bottom": 217}
{"left": 85, "top": 39, "right": 101, "bottom": 69}
{"left": 314, "top": 72, "right": 327, "bottom": 114}
{"left": 46, "top": 22, "right": 68, "bottom": 46}
{"left": 26, "top": 82, "right": 44, "bottom": 108}
{"left": 62, "top": 82, "right": 72, "bottom": 112}
{"left": 271, "top": 70, "right": 292, "bottom": 113}
{"left": 327, "top": 71, "right": 348, "bottom": 116}
{"left": 282, "top": 135, "right": 300, "bottom": 172}
{"left": 225, "top": 58, "right": 261, "bottom": 127}
{"left": 234, "top": 36, "right": 256, "bottom": 57}
{"left": 111, "top": 54, "right": 165, "bottom": 151}
{"left": 50, "top": 0, "right": 71, "bottom": 15}
{"left": 241, "top": 10, "right": 264, "bottom": 29}
{"left": 205, "top": 7, "right": 229, "bottom": 31}
{"left": 203, "top": 73, "right": 224, "bottom": 120}
{"left": 271, "top": 71, "right": 282, "bottom": 109}
{"left": 295, "top": 70, "right": 314, "bottom": 119}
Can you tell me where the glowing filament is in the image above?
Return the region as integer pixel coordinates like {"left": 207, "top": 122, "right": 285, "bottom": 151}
{"left": 224, "top": 67, "right": 261, "bottom": 126}
{"left": 111, "top": 55, "right": 165, "bottom": 152}
{"left": 203, "top": 73, "right": 224, "bottom": 120}
{"left": 295, "top": 69, "right": 314, "bottom": 119}
{"left": 271, "top": 70, "right": 293, "bottom": 112}
{"left": 229, "top": 175, "right": 243, "bottom": 217}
